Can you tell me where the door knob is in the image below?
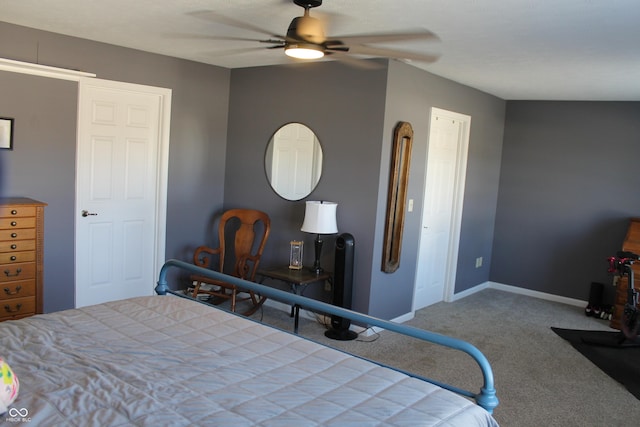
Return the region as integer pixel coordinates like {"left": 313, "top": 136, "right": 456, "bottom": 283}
{"left": 81, "top": 210, "right": 98, "bottom": 217}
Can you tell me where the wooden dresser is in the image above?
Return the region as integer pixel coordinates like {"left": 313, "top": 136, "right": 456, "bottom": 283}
{"left": 0, "top": 198, "right": 46, "bottom": 321}
{"left": 610, "top": 217, "right": 640, "bottom": 330}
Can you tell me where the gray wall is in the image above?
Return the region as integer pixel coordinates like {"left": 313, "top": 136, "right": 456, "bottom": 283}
{"left": 0, "top": 22, "right": 231, "bottom": 312}
{"left": 225, "top": 61, "right": 389, "bottom": 314}
{"left": 0, "top": 71, "right": 77, "bottom": 312}
{"left": 371, "top": 61, "right": 505, "bottom": 319}
{"left": 225, "top": 59, "right": 506, "bottom": 319}
{"left": 491, "top": 101, "right": 640, "bottom": 300}
{"left": 6, "top": 21, "right": 628, "bottom": 319}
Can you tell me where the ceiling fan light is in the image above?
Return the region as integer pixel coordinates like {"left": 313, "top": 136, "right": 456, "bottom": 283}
{"left": 285, "top": 43, "right": 325, "bottom": 59}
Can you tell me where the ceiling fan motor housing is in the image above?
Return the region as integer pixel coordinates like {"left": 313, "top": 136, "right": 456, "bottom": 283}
{"left": 287, "top": 15, "right": 325, "bottom": 44}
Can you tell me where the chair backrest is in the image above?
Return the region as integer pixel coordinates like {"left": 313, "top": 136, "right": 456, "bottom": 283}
{"left": 218, "top": 209, "right": 271, "bottom": 281}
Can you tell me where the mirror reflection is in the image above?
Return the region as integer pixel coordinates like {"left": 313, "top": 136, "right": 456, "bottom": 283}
{"left": 265, "top": 123, "right": 323, "bottom": 201}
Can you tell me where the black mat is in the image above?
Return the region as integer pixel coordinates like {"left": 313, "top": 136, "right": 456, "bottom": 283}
{"left": 551, "top": 327, "right": 640, "bottom": 400}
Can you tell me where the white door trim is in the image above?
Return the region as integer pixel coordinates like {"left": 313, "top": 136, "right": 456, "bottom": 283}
{"left": 75, "top": 77, "right": 171, "bottom": 302}
{"left": 414, "top": 107, "right": 471, "bottom": 308}
{"left": 440, "top": 108, "right": 470, "bottom": 302}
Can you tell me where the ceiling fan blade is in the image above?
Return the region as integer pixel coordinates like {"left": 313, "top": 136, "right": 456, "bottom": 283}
{"left": 327, "top": 30, "right": 439, "bottom": 45}
{"left": 346, "top": 45, "right": 440, "bottom": 63}
{"left": 205, "top": 46, "right": 280, "bottom": 57}
{"left": 326, "top": 50, "right": 383, "bottom": 70}
{"left": 166, "top": 32, "right": 274, "bottom": 43}
{"left": 188, "top": 10, "right": 285, "bottom": 40}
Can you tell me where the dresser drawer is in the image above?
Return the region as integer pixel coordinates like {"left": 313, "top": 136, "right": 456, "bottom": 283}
{"left": 0, "top": 206, "right": 36, "bottom": 218}
{"left": 0, "top": 279, "right": 36, "bottom": 301}
{"left": 0, "top": 262, "right": 36, "bottom": 283}
{"left": 0, "top": 251, "right": 35, "bottom": 264}
{"left": 0, "top": 296, "right": 35, "bottom": 320}
{"left": 0, "top": 240, "right": 36, "bottom": 253}
{"left": 0, "top": 217, "right": 36, "bottom": 230}
{"left": 0, "top": 229, "right": 36, "bottom": 241}
{"left": 0, "top": 198, "right": 45, "bottom": 320}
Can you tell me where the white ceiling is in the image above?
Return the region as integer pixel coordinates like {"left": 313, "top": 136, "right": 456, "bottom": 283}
{"left": 1, "top": 0, "right": 639, "bottom": 100}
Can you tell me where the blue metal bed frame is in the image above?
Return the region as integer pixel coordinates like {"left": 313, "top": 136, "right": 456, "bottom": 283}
{"left": 155, "top": 259, "right": 499, "bottom": 414}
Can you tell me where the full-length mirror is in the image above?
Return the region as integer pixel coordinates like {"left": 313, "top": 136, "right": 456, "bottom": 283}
{"left": 265, "top": 122, "right": 323, "bottom": 201}
{"left": 382, "top": 121, "right": 413, "bottom": 273}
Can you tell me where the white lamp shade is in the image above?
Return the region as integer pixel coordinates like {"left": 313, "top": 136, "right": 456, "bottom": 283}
{"left": 301, "top": 201, "right": 338, "bottom": 234}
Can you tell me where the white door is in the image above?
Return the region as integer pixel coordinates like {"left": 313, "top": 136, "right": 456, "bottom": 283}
{"left": 413, "top": 108, "right": 470, "bottom": 310}
{"left": 271, "top": 123, "right": 321, "bottom": 200}
{"left": 75, "top": 78, "right": 171, "bottom": 307}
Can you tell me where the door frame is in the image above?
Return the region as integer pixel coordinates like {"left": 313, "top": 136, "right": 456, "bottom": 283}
{"left": 75, "top": 77, "right": 172, "bottom": 303}
{"left": 413, "top": 107, "right": 471, "bottom": 309}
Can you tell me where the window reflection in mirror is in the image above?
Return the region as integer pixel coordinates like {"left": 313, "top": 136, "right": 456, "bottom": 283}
{"left": 265, "top": 123, "right": 323, "bottom": 201}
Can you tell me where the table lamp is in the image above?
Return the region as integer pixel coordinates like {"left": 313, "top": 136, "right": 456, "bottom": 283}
{"left": 301, "top": 200, "right": 338, "bottom": 274}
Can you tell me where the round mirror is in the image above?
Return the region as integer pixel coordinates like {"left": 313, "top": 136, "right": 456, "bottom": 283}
{"left": 265, "top": 123, "right": 323, "bottom": 201}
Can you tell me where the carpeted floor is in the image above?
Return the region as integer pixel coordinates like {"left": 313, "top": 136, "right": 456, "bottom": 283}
{"left": 247, "top": 289, "right": 640, "bottom": 426}
{"left": 551, "top": 328, "right": 640, "bottom": 401}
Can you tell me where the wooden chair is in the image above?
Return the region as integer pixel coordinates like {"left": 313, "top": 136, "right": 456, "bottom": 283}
{"left": 189, "top": 209, "right": 271, "bottom": 315}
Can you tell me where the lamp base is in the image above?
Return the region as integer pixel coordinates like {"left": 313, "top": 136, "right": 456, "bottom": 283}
{"left": 309, "top": 266, "right": 324, "bottom": 275}
{"left": 309, "top": 234, "right": 324, "bottom": 275}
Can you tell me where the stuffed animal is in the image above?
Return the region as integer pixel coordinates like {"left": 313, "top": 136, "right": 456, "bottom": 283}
{"left": 0, "top": 358, "right": 19, "bottom": 414}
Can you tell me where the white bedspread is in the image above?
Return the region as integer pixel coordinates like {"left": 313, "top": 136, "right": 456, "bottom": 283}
{"left": 1, "top": 296, "right": 498, "bottom": 426}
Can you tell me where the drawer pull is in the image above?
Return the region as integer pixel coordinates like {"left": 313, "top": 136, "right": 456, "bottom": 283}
{"left": 3, "top": 268, "right": 22, "bottom": 278}
{"left": 4, "top": 304, "right": 22, "bottom": 313}
{"left": 3, "top": 285, "right": 21, "bottom": 295}
{"left": 10, "top": 210, "right": 17, "bottom": 215}
{"left": 10, "top": 256, "right": 16, "bottom": 261}
{"left": 10, "top": 221, "right": 17, "bottom": 227}
{"left": 11, "top": 244, "right": 17, "bottom": 249}
{"left": 11, "top": 233, "right": 17, "bottom": 238}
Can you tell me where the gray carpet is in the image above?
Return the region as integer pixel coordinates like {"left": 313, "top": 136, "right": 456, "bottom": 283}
{"left": 247, "top": 289, "right": 640, "bottom": 427}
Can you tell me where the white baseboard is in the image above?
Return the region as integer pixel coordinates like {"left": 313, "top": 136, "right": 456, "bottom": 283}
{"left": 484, "top": 281, "right": 588, "bottom": 307}
{"left": 444, "top": 280, "right": 587, "bottom": 307}
{"left": 448, "top": 281, "right": 491, "bottom": 302}
{"left": 380, "top": 281, "right": 587, "bottom": 334}
{"left": 264, "top": 281, "right": 588, "bottom": 337}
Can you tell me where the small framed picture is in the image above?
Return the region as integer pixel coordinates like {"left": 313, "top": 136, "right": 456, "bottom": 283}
{"left": 0, "top": 117, "right": 14, "bottom": 150}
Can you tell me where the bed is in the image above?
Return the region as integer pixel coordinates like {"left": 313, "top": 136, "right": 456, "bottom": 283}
{"left": 1, "top": 259, "right": 498, "bottom": 426}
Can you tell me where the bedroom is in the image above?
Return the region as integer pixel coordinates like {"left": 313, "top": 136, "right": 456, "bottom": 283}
{"left": 0, "top": 2, "right": 639, "bottom": 323}
{"left": 1, "top": 2, "right": 639, "bottom": 425}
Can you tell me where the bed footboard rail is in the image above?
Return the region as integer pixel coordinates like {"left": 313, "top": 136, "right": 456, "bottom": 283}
{"left": 156, "top": 259, "right": 498, "bottom": 413}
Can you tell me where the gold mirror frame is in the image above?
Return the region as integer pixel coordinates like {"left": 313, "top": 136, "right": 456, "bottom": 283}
{"left": 382, "top": 121, "right": 413, "bottom": 273}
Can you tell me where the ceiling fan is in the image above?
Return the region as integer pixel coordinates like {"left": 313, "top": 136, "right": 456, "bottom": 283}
{"left": 194, "top": 0, "right": 440, "bottom": 66}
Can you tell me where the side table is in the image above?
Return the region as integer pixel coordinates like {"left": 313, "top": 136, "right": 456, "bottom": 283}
{"left": 258, "top": 266, "right": 331, "bottom": 333}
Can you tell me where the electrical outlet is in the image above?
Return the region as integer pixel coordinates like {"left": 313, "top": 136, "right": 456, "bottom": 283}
{"left": 475, "top": 257, "right": 483, "bottom": 268}
{"left": 324, "top": 280, "right": 331, "bottom": 292}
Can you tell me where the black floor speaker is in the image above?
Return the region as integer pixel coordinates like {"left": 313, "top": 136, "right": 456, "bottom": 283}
{"left": 325, "top": 233, "right": 357, "bottom": 341}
